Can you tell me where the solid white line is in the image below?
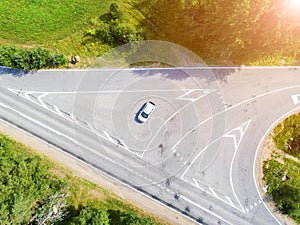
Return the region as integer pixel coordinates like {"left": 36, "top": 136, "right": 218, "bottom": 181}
{"left": 209, "top": 187, "right": 218, "bottom": 197}
{"left": 38, "top": 66, "right": 300, "bottom": 72}
{"left": 192, "top": 178, "right": 199, "bottom": 188}
{"left": 0, "top": 102, "right": 136, "bottom": 174}
{"left": 0, "top": 116, "right": 199, "bottom": 225}
{"left": 37, "top": 93, "right": 48, "bottom": 105}
{"left": 7, "top": 88, "right": 136, "bottom": 155}
{"left": 53, "top": 106, "right": 64, "bottom": 117}
{"left": 103, "top": 131, "right": 113, "bottom": 142}
{"left": 172, "top": 85, "right": 300, "bottom": 154}
{"left": 7, "top": 88, "right": 208, "bottom": 95}
{"left": 118, "top": 139, "right": 129, "bottom": 150}
{"left": 143, "top": 89, "right": 214, "bottom": 157}
{"left": 253, "top": 106, "right": 300, "bottom": 225}
{"left": 180, "top": 195, "right": 234, "bottom": 225}
{"left": 228, "top": 121, "right": 251, "bottom": 213}
{"left": 225, "top": 196, "right": 234, "bottom": 206}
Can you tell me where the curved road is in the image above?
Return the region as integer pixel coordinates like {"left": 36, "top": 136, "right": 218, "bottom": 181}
{"left": 0, "top": 66, "right": 299, "bottom": 224}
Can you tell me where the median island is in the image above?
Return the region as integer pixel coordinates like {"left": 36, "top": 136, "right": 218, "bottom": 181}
{"left": 257, "top": 112, "right": 300, "bottom": 225}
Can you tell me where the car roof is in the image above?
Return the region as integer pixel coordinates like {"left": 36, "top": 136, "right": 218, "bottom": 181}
{"left": 143, "top": 102, "right": 155, "bottom": 114}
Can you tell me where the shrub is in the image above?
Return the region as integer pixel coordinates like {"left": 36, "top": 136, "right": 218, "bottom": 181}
{"left": 0, "top": 46, "right": 68, "bottom": 70}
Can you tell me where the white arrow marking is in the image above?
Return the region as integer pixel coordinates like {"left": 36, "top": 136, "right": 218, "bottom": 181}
{"left": 53, "top": 105, "right": 64, "bottom": 117}
{"left": 176, "top": 89, "right": 216, "bottom": 102}
{"left": 224, "top": 120, "right": 251, "bottom": 150}
{"left": 225, "top": 196, "right": 234, "bottom": 206}
{"left": 192, "top": 178, "right": 199, "bottom": 187}
{"left": 291, "top": 94, "right": 300, "bottom": 105}
{"left": 37, "top": 93, "right": 48, "bottom": 108}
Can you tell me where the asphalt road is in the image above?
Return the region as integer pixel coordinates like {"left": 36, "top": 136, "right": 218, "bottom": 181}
{"left": 1, "top": 66, "right": 300, "bottom": 225}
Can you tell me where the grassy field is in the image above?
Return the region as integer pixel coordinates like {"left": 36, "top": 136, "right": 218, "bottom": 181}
{"left": 0, "top": 0, "right": 116, "bottom": 65}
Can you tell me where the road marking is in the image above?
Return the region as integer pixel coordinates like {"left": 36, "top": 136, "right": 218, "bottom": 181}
{"left": 181, "top": 121, "right": 251, "bottom": 213}
{"left": 37, "top": 65, "right": 300, "bottom": 73}
{"left": 180, "top": 195, "right": 234, "bottom": 225}
{"left": 225, "top": 196, "right": 234, "bottom": 206}
{"left": 7, "top": 88, "right": 212, "bottom": 95}
{"left": 53, "top": 106, "right": 64, "bottom": 117}
{"left": 176, "top": 89, "right": 216, "bottom": 102}
{"left": 37, "top": 93, "right": 48, "bottom": 108}
{"left": 103, "top": 131, "right": 113, "bottom": 142}
{"left": 118, "top": 139, "right": 129, "bottom": 150}
{"left": 144, "top": 89, "right": 215, "bottom": 157}
{"left": 0, "top": 102, "right": 136, "bottom": 176}
{"left": 192, "top": 178, "right": 199, "bottom": 188}
{"left": 209, "top": 187, "right": 218, "bottom": 197}
{"left": 253, "top": 105, "right": 300, "bottom": 225}
{"left": 227, "top": 121, "right": 251, "bottom": 213}
{"left": 291, "top": 94, "right": 300, "bottom": 105}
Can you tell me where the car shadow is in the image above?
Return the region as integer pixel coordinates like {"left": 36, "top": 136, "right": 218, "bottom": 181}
{"left": 134, "top": 102, "right": 147, "bottom": 123}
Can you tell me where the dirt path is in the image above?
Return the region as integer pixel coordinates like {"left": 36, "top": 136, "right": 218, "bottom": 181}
{"left": 0, "top": 119, "right": 195, "bottom": 225}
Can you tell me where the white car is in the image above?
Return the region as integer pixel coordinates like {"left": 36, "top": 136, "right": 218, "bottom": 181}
{"left": 137, "top": 101, "right": 156, "bottom": 123}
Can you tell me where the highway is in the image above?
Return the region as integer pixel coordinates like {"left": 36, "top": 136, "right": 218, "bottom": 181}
{"left": 1, "top": 66, "right": 300, "bottom": 224}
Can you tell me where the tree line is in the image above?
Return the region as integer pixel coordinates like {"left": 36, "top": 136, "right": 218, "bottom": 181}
{"left": 130, "top": 0, "right": 300, "bottom": 65}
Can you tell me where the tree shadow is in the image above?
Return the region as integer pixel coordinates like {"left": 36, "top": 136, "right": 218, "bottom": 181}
{"left": 130, "top": 66, "right": 241, "bottom": 83}
{"left": 0, "top": 66, "right": 34, "bottom": 78}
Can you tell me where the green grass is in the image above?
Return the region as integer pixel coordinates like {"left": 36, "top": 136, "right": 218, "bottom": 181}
{"left": 0, "top": 0, "right": 112, "bottom": 43}
{"left": 0, "top": 0, "right": 117, "bottom": 65}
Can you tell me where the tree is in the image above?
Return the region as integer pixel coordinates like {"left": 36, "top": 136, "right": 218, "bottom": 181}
{"left": 0, "top": 134, "right": 65, "bottom": 225}
{"left": 132, "top": 0, "right": 300, "bottom": 64}
{"left": 33, "top": 192, "right": 68, "bottom": 225}
{"left": 68, "top": 206, "right": 110, "bottom": 225}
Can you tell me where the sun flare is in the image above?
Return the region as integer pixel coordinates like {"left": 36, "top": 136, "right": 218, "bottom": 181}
{"left": 287, "top": 0, "right": 300, "bottom": 10}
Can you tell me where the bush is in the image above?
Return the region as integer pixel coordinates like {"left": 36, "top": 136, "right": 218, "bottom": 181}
{"left": 263, "top": 158, "right": 300, "bottom": 223}
{"left": 86, "top": 3, "right": 144, "bottom": 47}
{"left": 0, "top": 46, "right": 68, "bottom": 70}
{"left": 68, "top": 206, "right": 110, "bottom": 225}
{"left": 0, "top": 134, "right": 65, "bottom": 225}
{"left": 273, "top": 113, "right": 300, "bottom": 158}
